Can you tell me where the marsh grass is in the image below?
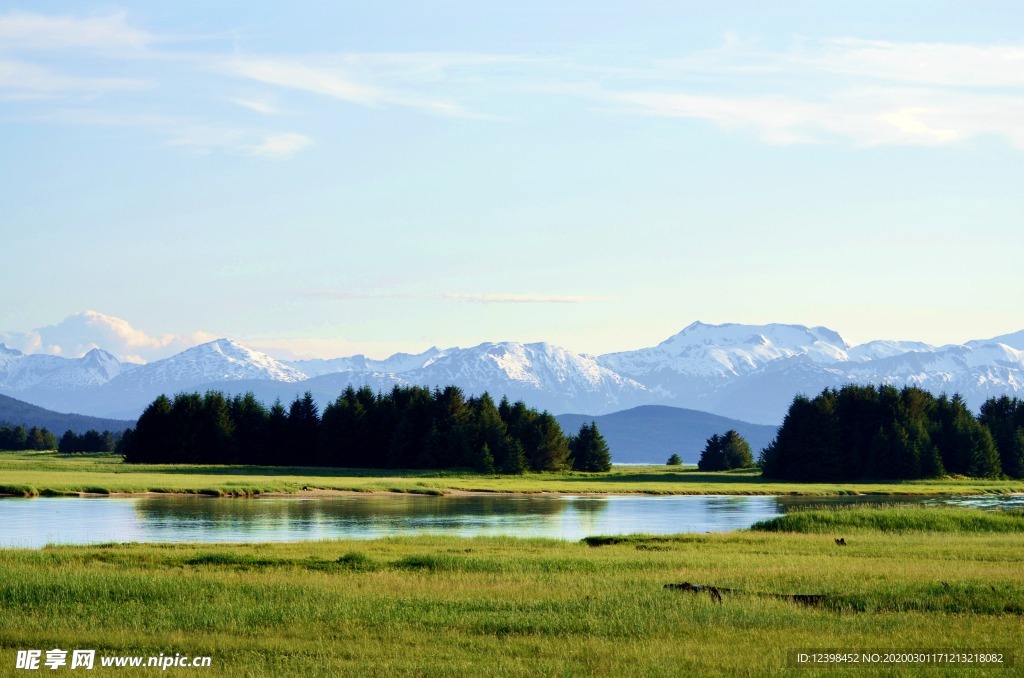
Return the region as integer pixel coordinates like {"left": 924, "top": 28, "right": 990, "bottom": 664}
{"left": 751, "top": 504, "right": 1024, "bottom": 534}
{"left": 0, "top": 514, "right": 1022, "bottom": 675}
{"left": 3, "top": 450, "right": 1023, "bottom": 498}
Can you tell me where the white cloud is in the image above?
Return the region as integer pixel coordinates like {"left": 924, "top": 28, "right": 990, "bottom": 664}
{"left": 250, "top": 132, "right": 313, "bottom": 158}
{"left": 0, "top": 310, "right": 217, "bottom": 362}
{"left": 219, "top": 55, "right": 479, "bottom": 118}
{"left": 229, "top": 98, "right": 287, "bottom": 115}
{"left": 589, "top": 36, "right": 1024, "bottom": 149}
{"left": 443, "top": 293, "right": 612, "bottom": 304}
{"left": 0, "top": 11, "right": 151, "bottom": 52}
{"left": 805, "top": 38, "right": 1024, "bottom": 88}
{"left": 0, "top": 59, "right": 152, "bottom": 94}
{"left": 32, "top": 110, "right": 315, "bottom": 159}
{"left": 222, "top": 57, "right": 381, "bottom": 106}
{"left": 165, "top": 124, "right": 314, "bottom": 158}
{"left": 309, "top": 290, "right": 610, "bottom": 304}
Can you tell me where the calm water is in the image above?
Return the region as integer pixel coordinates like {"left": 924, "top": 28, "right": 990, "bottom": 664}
{"left": 0, "top": 493, "right": 1020, "bottom": 548}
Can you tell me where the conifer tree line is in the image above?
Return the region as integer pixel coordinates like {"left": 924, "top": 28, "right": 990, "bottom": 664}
{"left": 697, "top": 430, "right": 754, "bottom": 471}
{"left": 0, "top": 424, "right": 57, "bottom": 451}
{"left": 759, "top": 385, "right": 1024, "bottom": 481}
{"left": 122, "top": 386, "right": 613, "bottom": 473}
{"left": 58, "top": 429, "right": 121, "bottom": 453}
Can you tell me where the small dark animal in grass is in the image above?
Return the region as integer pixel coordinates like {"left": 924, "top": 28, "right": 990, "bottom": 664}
{"left": 665, "top": 582, "right": 823, "bottom": 607}
{"left": 835, "top": 537, "right": 847, "bottom": 546}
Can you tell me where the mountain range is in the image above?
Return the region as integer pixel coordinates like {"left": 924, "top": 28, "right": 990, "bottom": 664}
{"left": 554, "top": 406, "right": 778, "bottom": 464}
{"left": 0, "top": 394, "right": 134, "bottom": 436}
{"left": 2, "top": 321, "right": 1023, "bottom": 426}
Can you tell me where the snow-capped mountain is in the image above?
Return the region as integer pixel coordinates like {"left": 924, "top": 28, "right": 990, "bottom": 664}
{"left": 401, "top": 342, "right": 648, "bottom": 414}
{"left": 202, "top": 342, "right": 649, "bottom": 418}
{"left": 2, "top": 321, "right": 1024, "bottom": 423}
{"left": 114, "top": 338, "right": 307, "bottom": 389}
{"left": 596, "top": 323, "right": 1024, "bottom": 423}
{"left": 596, "top": 322, "right": 852, "bottom": 411}
{"left": 284, "top": 347, "right": 443, "bottom": 378}
{"left": 0, "top": 345, "right": 127, "bottom": 391}
{"left": 599, "top": 322, "right": 850, "bottom": 381}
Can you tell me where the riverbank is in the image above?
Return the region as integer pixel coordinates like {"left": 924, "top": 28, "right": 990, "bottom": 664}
{"left": 1, "top": 507, "right": 1020, "bottom": 675}
{"left": 2, "top": 451, "right": 1024, "bottom": 498}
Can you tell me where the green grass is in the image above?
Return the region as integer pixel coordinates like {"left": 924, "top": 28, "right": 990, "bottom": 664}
{"left": 3, "top": 450, "right": 1024, "bottom": 497}
{"left": 752, "top": 504, "right": 1024, "bottom": 534}
{"left": 0, "top": 511, "right": 1021, "bottom": 675}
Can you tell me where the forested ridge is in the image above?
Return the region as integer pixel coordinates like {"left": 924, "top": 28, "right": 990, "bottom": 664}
{"left": 760, "top": 385, "right": 1024, "bottom": 481}
{"left": 121, "top": 385, "right": 612, "bottom": 473}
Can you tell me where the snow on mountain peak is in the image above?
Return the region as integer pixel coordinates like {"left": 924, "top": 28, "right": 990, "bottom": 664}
{"left": 111, "top": 338, "right": 308, "bottom": 386}
{"left": 599, "top": 321, "right": 850, "bottom": 382}
{"left": 5, "top": 319, "right": 1024, "bottom": 423}
{"left": 0, "top": 344, "right": 22, "bottom": 357}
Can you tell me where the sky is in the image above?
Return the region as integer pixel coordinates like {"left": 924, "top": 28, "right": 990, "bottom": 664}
{"left": 2, "top": 1, "right": 1023, "bottom": 362}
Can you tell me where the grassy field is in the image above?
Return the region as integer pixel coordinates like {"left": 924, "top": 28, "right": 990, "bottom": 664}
{"left": 0, "top": 506, "right": 1021, "bottom": 676}
{"left": 3, "top": 451, "right": 1024, "bottom": 497}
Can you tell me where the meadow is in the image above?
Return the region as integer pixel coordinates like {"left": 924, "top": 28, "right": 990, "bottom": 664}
{"left": 3, "top": 451, "right": 1024, "bottom": 497}
{"left": 0, "top": 505, "right": 1021, "bottom": 675}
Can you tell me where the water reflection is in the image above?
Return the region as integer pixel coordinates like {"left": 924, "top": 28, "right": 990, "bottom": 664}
{"left": 0, "top": 493, "right": 1019, "bottom": 548}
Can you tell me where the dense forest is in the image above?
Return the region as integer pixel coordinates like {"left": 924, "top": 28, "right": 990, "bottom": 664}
{"left": 760, "top": 385, "right": 1024, "bottom": 481}
{"left": 0, "top": 424, "right": 57, "bottom": 451}
{"left": 122, "top": 386, "right": 612, "bottom": 473}
{"left": 58, "top": 429, "right": 121, "bottom": 453}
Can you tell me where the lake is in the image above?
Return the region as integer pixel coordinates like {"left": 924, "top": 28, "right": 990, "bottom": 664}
{"left": 1, "top": 493, "right": 1021, "bottom": 548}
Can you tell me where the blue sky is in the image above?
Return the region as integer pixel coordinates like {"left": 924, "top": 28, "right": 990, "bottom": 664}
{"left": 2, "top": 2, "right": 1023, "bottom": 361}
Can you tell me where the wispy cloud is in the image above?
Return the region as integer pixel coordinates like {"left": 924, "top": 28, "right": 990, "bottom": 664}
{"left": 249, "top": 132, "right": 313, "bottom": 158}
{"left": 443, "top": 293, "right": 613, "bottom": 304}
{"left": 0, "top": 59, "right": 152, "bottom": 95}
{"left": 0, "top": 10, "right": 151, "bottom": 52}
{"left": 803, "top": 38, "right": 1024, "bottom": 88}
{"left": 222, "top": 57, "right": 381, "bottom": 106}
{"left": 218, "top": 55, "right": 483, "bottom": 118}
{"left": 32, "top": 109, "right": 315, "bottom": 159}
{"left": 585, "top": 35, "right": 1024, "bottom": 149}
{"left": 309, "top": 290, "right": 611, "bottom": 304}
{"left": 309, "top": 291, "right": 418, "bottom": 301}
{"left": 228, "top": 97, "right": 288, "bottom": 115}
{"left": 165, "top": 124, "right": 313, "bottom": 158}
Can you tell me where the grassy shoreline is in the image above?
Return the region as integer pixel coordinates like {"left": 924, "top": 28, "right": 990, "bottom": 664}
{"left": 3, "top": 451, "right": 1024, "bottom": 498}
{"left": 1, "top": 507, "right": 1021, "bottom": 675}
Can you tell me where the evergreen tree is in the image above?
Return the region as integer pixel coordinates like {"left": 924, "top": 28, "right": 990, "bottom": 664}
{"left": 10, "top": 425, "right": 27, "bottom": 450}
{"left": 475, "top": 442, "right": 496, "bottom": 474}
{"left": 980, "top": 396, "right": 1024, "bottom": 479}
{"left": 721, "top": 430, "right": 753, "bottom": 469}
{"left": 471, "top": 393, "right": 510, "bottom": 471}
{"left": 58, "top": 430, "right": 79, "bottom": 454}
{"left": 666, "top": 453, "right": 682, "bottom": 466}
{"left": 288, "top": 392, "right": 321, "bottom": 466}
{"left": 697, "top": 433, "right": 727, "bottom": 471}
{"left": 125, "top": 394, "right": 173, "bottom": 463}
{"left": 230, "top": 392, "right": 269, "bottom": 465}
{"left": 265, "top": 399, "right": 289, "bottom": 466}
{"left": 529, "top": 412, "right": 570, "bottom": 471}
{"left": 500, "top": 439, "right": 527, "bottom": 475}
{"left": 25, "top": 426, "right": 43, "bottom": 450}
{"left": 199, "top": 391, "right": 236, "bottom": 463}
{"left": 968, "top": 425, "right": 1001, "bottom": 478}
{"left": 570, "top": 422, "right": 612, "bottom": 472}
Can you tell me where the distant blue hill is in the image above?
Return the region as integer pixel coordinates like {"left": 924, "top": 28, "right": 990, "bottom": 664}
{"left": 556, "top": 405, "right": 778, "bottom": 465}
{"left": 0, "top": 393, "right": 134, "bottom": 435}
